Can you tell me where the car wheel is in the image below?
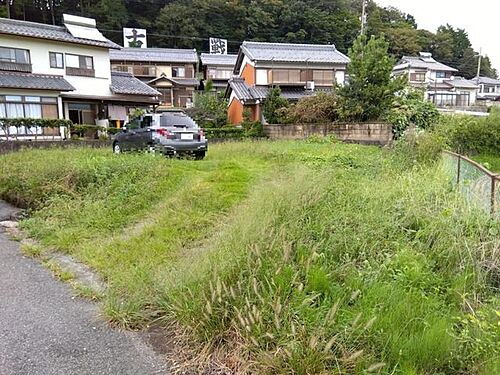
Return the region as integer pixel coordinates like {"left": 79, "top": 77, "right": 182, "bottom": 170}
{"left": 194, "top": 151, "right": 206, "bottom": 160}
{"left": 113, "top": 142, "right": 121, "bottom": 154}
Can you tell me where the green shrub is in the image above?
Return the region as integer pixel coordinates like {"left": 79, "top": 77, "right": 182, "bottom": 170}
{"left": 187, "top": 88, "right": 228, "bottom": 128}
{"left": 263, "top": 87, "right": 289, "bottom": 124}
{"left": 386, "top": 89, "right": 440, "bottom": 138}
{"left": 433, "top": 111, "right": 500, "bottom": 155}
{"left": 286, "top": 92, "right": 339, "bottom": 124}
{"left": 203, "top": 127, "right": 246, "bottom": 139}
{"left": 393, "top": 128, "right": 448, "bottom": 165}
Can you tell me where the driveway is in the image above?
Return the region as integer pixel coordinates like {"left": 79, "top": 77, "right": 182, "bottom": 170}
{"left": 0, "top": 202, "right": 168, "bottom": 375}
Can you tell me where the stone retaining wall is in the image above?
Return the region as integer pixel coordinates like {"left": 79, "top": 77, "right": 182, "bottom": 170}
{"left": 263, "top": 122, "right": 393, "bottom": 146}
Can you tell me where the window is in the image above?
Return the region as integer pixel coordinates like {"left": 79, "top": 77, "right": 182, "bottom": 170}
{"left": 49, "top": 52, "right": 64, "bottom": 68}
{"left": 172, "top": 66, "right": 185, "bottom": 78}
{"left": 256, "top": 69, "right": 268, "bottom": 85}
{"left": 66, "top": 54, "right": 93, "bottom": 69}
{"left": 207, "top": 68, "right": 232, "bottom": 80}
{"left": 272, "top": 69, "right": 301, "bottom": 84}
{"left": 410, "top": 72, "right": 426, "bottom": 82}
{"left": 435, "top": 71, "right": 446, "bottom": 78}
{"left": 0, "top": 95, "right": 59, "bottom": 137}
{"left": 0, "top": 47, "right": 30, "bottom": 64}
{"left": 66, "top": 54, "right": 94, "bottom": 76}
{"left": 313, "top": 70, "right": 334, "bottom": 85}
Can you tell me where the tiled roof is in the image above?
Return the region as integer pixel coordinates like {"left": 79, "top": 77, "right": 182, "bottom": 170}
{"left": 0, "top": 17, "right": 120, "bottom": 49}
{"left": 394, "top": 55, "right": 458, "bottom": 72}
{"left": 445, "top": 78, "right": 478, "bottom": 89}
{"left": 474, "top": 76, "right": 500, "bottom": 85}
{"left": 110, "top": 72, "right": 160, "bottom": 96}
{"left": 110, "top": 48, "right": 198, "bottom": 63}
{"left": 228, "top": 77, "right": 254, "bottom": 101}
{"left": 200, "top": 53, "right": 238, "bottom": 66}
{"left": 147, "top": 74, "right": 199, "bottom": 87}
{"left": 240, "top": 41, "right": 350, "bottom": 64}
{"left": 0, "top": 71, "right": 75, "bottom": 91}
{"left": 228, "top": 77, "right": 333, "bottom": 102}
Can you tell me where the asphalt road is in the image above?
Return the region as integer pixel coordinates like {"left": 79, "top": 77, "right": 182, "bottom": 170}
{"left": 0, "top": 202, "right": 168, "bottom": 375}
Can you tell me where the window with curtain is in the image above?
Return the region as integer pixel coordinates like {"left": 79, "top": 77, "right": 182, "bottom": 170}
{"left": 0, "top": 47, "right": 30, "bottom": 63}
{"left": 49, "top": 52, "right": 64, "bottom": 68}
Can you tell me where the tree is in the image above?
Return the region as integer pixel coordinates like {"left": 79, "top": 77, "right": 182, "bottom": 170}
{"left": 93, "top": 0, "right": 128, "bottom": 30}
{"left": 263, "top": 87, "right": 289, "bottom": 124}
{"left": 338, "top": 35, "right": 406, "bottom": 122}
{"left": 186, "top": 84, "right": 228, "bottom": 128}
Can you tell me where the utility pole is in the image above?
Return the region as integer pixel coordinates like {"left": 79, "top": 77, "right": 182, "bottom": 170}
{"left": 360, "top": 0, "right": 368, "bottom": 35}
{"left": 476, "top": 48, "right": 482, "bottom": 80}
{"left": 6, "top": 0, "right": 11, "bottom": 19}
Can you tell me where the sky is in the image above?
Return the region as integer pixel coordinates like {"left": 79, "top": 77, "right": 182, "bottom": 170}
{"left": 374, "top": 0, "right": 500, "bottom": 73}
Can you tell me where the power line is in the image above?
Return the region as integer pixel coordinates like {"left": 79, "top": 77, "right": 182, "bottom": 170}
{"left": 100, "top": 29, "right": 243, "bottom": 45}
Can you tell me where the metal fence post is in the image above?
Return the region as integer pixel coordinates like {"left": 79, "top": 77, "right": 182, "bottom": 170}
{"left": 492, "top": 177, "right": 497, "bottom": 216}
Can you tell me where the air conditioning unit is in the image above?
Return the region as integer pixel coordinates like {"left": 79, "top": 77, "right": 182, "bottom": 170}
{"left": 305, "top": 81, "right": 315, "bottom": 91}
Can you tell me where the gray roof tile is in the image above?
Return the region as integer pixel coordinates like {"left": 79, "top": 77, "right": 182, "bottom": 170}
{"left": 240, "top": 41, "right": 350, "bottom": 64}
{"left": 394, "top": 55, "right": 458, "bottom": 72}
{"left": 228, "top": 77, "right": 333, "bottom": 102}
{"left": 474, "top": 76, "right": 500, "bottom": 85}
{"left": 110, "top": 48, "right": 198, "bottom": 63}
{"left": 0, "top": 71, "right": 74, "bottom": 91}
{"left": 147, "top": 75, "right": 199, "bottom": 87}
{"left": 110, "top": 72, "right": 160, "bottom": 96}
{"left": 445, "top": 78, "right": 478, "bottom": 89}
{"left": 200, "top": 53, "right": 237, "bottom": 66}
{"left": 0, "top": 17, "right": 120, "bottom": 49}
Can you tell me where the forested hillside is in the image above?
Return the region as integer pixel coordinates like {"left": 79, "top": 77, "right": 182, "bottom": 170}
{"left": 1, "top": 0, "right": 497, "bottom": 79}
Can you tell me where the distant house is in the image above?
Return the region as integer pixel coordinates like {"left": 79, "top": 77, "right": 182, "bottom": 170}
{"left": 199, "top": 53, "right": 237, "bottom": 93}
{"left": 0, "top": 15, "right": 160, "bottom": 136}
{"left": 393, "top": 52, "right": 478, "bottom": 107}
{"left": 110, "top": 48, "right": 199, "bottom": 109}
{"left": 225, "top": 41, "right": 350, "bottom": 124}
{"left": 473, "top": 76, "right": 500, "bottom": 102}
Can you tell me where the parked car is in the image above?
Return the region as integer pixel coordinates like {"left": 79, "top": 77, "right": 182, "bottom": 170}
{"left": 113, "top": 112, "right": 207, "bottom": 159}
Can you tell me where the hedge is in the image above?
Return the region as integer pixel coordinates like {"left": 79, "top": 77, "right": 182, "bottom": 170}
{"left": 0, "top": 118, "right": 72, "bottom": 128}
{"left": 204, "top": 127, "right": 247, "bottom": 139}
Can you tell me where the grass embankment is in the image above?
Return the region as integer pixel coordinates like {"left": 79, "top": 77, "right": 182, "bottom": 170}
{"left": 0, "top": 141, "right": 498, "bottom": 375}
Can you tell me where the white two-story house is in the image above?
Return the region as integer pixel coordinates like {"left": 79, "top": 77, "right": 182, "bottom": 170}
{"left": 393, "top": 52, "right": 478, "bottom": 107}
{"left": 0, "top": 14, "right": 160, "bottom": 137}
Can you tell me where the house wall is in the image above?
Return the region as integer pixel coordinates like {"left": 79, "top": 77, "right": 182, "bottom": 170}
{"left": 228, "top": 96, "right": 244, "bottom": 124}
{"left": 0, "top": 35, "right": 113, "bottom": 98}
{"left": 241, "top": 63, "right": 256, "bottom": 86}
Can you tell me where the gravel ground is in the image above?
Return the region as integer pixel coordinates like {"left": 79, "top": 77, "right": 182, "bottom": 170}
{"left": 0, "top": 201, "right": 168, "bottom": 375}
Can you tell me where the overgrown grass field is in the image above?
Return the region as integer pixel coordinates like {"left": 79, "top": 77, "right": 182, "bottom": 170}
{"left": 0, "top": 141, "right": 498, "bottom": 375}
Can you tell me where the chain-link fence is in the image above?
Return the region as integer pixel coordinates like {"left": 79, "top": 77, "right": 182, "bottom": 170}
{"left": 443, "top": 151, "right": 500, "bottom": 217}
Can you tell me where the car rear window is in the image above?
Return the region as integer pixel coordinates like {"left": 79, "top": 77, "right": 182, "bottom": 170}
{"left": 159, "top": 114, "right": 196, "bottom": 128}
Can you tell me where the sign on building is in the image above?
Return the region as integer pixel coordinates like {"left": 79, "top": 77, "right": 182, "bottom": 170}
{"left": 209, "top": 37, "right": 227, "bottom": 54}
{"left": 123, "top": 28, "right": 147, "bottom": 48}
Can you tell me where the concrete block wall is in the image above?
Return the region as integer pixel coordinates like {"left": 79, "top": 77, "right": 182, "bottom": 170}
{"left": 263, "top": 123, "right": 393, "bottom": 146}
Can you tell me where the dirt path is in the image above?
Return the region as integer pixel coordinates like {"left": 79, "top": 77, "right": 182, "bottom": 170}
{"left": 0, "top": 201, "right": 168, "bottom": 375}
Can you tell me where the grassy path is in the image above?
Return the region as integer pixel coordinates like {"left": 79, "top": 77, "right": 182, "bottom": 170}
{"left": 1, "top": 141, "right": 498, "bottom": 375}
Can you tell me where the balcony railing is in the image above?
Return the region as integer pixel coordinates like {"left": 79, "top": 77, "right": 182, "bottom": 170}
{"left": 111, "top": 65, "right": 156, "bottom": 77}
{"left": 66, "top": 67, "right": 95, "bottom": 77}
{"left": 0, "top": 61, "right": 32, "bottom": 73}
{"left": 132, "top": 66, "right": 156, "bottom": 77}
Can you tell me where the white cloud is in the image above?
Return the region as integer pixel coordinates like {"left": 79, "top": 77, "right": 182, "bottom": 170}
{"left": 374, "top": 0, "right": 500, "bottom": 73}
